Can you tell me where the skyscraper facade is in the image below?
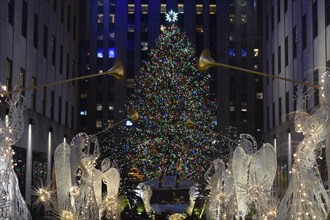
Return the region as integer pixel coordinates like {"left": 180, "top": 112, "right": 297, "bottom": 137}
{"left": 79, "top": 0, "right": 263, "bottom": 143}
{"left": 262, "top": 0, "right": 330, "bottom": 195}
{"left": 0, "top": 0, "right": 80, "bottom": 204}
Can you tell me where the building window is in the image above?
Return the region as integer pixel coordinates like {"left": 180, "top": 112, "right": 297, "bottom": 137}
{"left": 254, "top": 48, "right": 259, "bottom": 57}
{"left": 108, "top": 48, "right": 116, "bottom": 58}
{"left": 256, "top": 93, "right": 263, "bottom": 100}
{"left": 96, "top": 120, "right": 102, "bottom": 128}
{"left": 267, "top": 106, "right": 270, "bottom": 130}
{"left": 302, "top": 14, "right": 306, "bottom": 49}
{"left": 241, "top": 49, "right": 247, "bottom": 57}
{"left": 196, "top": 4, "right": 203, "bottom": 14}
{"left": 42, "top": 87, "right": 46, "bottom": 116}
{"left": 278, "top": 97, "right": 282, "bottom": 123}
{"left": 241, "top": 14, "right": 247, "bottom": 23}
{"left": 5, "top": 58, "right": 12, "bottom": 92}
{"left": 161, "top": 4, "right": 166, "bottom": 14}
{"left": 110, "top": 14, "right": 115, "bottom": 23}
{"left": 313, "top": 69, "right": 319, "bottom": 106}
{"left": 65, "top": 101, "right": 68, "bottom": 127}
{"left": 43, "top": 26, "right": 48, "bottom": 57}
{"left": 285, "top": 36, "right": 288, "bottom": 66}
{"left": 8, "top": 0, "right": 14, "bottom": 25}
{"left": 326, "top": 0, "right": 330, "bottom": 26}
{"left": 210, "top": 4, "right": 216, "bottom": 14}
{"left": 33, "top": 14, "right": 39, "bottom": 48}
{"left": 272, "top": 53, "right": 275, "bottom": 76}
{"left": 32, "top": 77, "right": 37, "bottom": 111}
{"left": 22, "top": 0, "right": 28, "bottom": 37}
{"left": 313, "top": 1, "right": 318, "bottom": 38}
{"left": 80, "top": 110, "right": 87, "bottom": 116}
{"left": 51, "top": 91, "right": 55, "bottom": 120}
{"left": 271, "top": 5, "right": 274, "bottom": 31}
{"left": 67, "top": 6, "right": 71, "bottom": 32}
{"left": 229, "top": 14, "right": 235, "bottom": 23}
{"left": 52, "top": 36, "right": 56, "bottom": 65}
{"left": 128, "top": 4, "right": 134, "bottom": 14}
{"left": 141, "top": 42, "right": 148, "bottom": 51}
{"left": 96, "top": 104, "right": 103, "bottom": 111}
{"left": 98, "top": 14, "right": 104, "bottom": 23}
{"left": 58, "top": 97, "right": 62, "bottom": 123}
{"left": 229, "top": 49, "right": 236, "bottom": 57}
{"left": 196, "top": 25, "right": 203, "bottom": 32}
{"left": 292, "top": 26, "right": 297, "bottom": 58}
{"left": 278, "top": 46, "right": 281, "bottom": 74}
{"left": 272, "top": 102, "right": 276, "bottom": 127}
{"left": 142, "top": 4, "right": 148, "bottom": 14}
{"left": 277, "top": 0, "right": 280, "bottom": 22}
{"left": 285, "top": 91, "right": 289, "bottom": 120}
{"left": 60, "top": 45, "right": 63, "bottom": 74}
{"left": 19, "top": 68, "right": 26, "bottom": 97}
{"left": 266, "top": 15, "right": 269, "bottom": 39}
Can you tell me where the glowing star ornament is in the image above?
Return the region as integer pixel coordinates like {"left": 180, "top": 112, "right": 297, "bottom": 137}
{"left": 165, "top": 10, "right": 178, "bottom": 23}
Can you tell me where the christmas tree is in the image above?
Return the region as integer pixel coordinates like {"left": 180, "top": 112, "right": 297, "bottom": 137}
{"left": 123, "top": 25, "right": 218, "bottom": 180}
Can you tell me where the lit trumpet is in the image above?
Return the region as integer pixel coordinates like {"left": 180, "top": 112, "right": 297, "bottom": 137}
{"left": 198, "top": 49, "right": 319, "bottom": 89}
{"left": 1, "top": 58, "right": 124, "bottom": 95}
{"left": 93, "top": 108, "right": 139, "bottom": 136}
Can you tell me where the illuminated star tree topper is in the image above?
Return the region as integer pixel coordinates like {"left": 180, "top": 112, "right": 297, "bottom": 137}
{"left": 165, "top": 10, "right": 178, "bottom": 23}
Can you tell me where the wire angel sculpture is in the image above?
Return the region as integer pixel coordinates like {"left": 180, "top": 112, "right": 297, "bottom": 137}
{"left": 232, "top": 134, "right": 277, "bottom": 220}
{"left": 54, "top": 132, "right": 121, "bottom": 219}
{"left": 204, "top": 158, "right": 235, "bottom": 220}
{"left": 0, "top": 94, "right": 31, "bottom": 219}
{"left": 277, "top": 72, "right": 330, "bottom": 220}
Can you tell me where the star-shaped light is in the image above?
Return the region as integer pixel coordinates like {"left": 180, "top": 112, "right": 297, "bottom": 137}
{"left": 165, "top": 10, "right": 178, "bottom": 23}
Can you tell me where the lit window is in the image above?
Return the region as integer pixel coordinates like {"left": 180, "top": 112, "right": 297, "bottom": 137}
{"left": 196, "top": 25, "right": 203, "bottom": 32}
{"left": 97, "top": 35, "right": 103, "bottom": 40}
{"left": 109, "top": 32, "right": 115, "bottom": 40}
{"left": 254, "top": 65, "right": 259, "bottom": 70}
{"left": 141, "top": 42, "right": 148, "bottom": 51}
{"left": 196, "top": 4, "right": 203, "bottom": 14}
{"left": 96, "top": 120, "right": 102, "bottom": 128}
{"left": 97, "top": 14, "right": 104, "bottom": 23}
{"left": 210, "top": 5, "right": 216, "bottom": 14}
{"left": 108, "top": 48, "right": 116, "bottom": 58}
{"left": 241, "top": 14, "right": 247, "bottom": 23}
{"left": 230, "top": 106, "right": 235, "bottom": 111}
{"left": 256, "top": 93, "right": 264, "bottom": 99}
{"left": 80, "top": 110, "right": 87, "bottom": 115}
{"left": 97, "top": 49, "right": 103, "bottom": 58}
{"left": 109, "top": 105, "right": 114, "bottom": 111}
{"left": 161, "top": 4, "right": 166, "bottom": 13}
{"left": 241, "top": 108, "right": 248, "bottom": 112}
{"left": 229, "top": 33, "right": 235, "bottom": 41}
{"left": 80, "top": 94, "right": 87, "bottom": 99}
{"left": 128, "top": 4, "right": 135, "bottom": 14}
{"left": 128, "top": 24, "right": 134, "bottom": 32}
{"left": 98, "top": 0, "right": 103, "bottom": 6}
{"left": 96, "top": 104, "right": 102, "bottom": 111}
{"left": 229, "top": 14, "right": 235, "bottom": 23}
{"left": 229, "top": 49, "right": 235, "bottom": 57}
{"left": 178, "top": 4, "right": 184, "bottom": 13}
{"left": 242, "top": 119, "right": 248, "bottom": 123}
{"left": 254, "top": 48, "right": 259, "bottom": 57}
{"left": 110, "top": 14, "right": 115, "bottom": 23}
{"left": 142, "top": 4, "right": 148, "bottom": 14}
{"left": 241, "top": 49, "right": 247, "bottom": 57}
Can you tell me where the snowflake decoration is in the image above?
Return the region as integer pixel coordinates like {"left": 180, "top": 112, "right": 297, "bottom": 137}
{"left": 165, "top": 10, "right": 178, "bottom": 23}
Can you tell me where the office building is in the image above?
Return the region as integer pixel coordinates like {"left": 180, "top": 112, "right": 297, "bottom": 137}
{"left": 262, "top": 0, "right": 330, "bottom": 195}
{"left": 79, "top": 0, "right": 263, "bottom": 144}
{"left": 0, "top": 0, "right": 80, "bottom": 204}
